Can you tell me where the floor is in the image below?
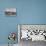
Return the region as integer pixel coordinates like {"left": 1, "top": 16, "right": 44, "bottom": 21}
{"left": 19, "top": 39, "right": 46, "bottom": 46}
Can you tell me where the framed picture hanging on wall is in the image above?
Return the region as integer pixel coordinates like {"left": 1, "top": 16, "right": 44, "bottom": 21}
{"left": 5, "top": 8, "right": 16, "bottom": 16}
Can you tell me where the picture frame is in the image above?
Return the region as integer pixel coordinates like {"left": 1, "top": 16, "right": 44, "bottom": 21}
{"left": 5, "top": 8, "right": 16, "bottom": 16}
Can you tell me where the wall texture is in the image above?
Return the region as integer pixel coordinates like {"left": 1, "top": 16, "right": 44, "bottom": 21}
{"left": 0, "top": 0, "right": 46, "bottom": 44}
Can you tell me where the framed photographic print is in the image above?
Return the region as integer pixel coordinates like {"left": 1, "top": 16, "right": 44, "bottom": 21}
{"left": 5, "top": 8, "right": 16, "bottom": 16}
{"left": 18, "top": 24, "right": 46, "bottom": 41}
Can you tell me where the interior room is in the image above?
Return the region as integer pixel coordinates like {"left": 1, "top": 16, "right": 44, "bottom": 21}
{"left": 0, "top": 0, "right": 46, "bottom": 46}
